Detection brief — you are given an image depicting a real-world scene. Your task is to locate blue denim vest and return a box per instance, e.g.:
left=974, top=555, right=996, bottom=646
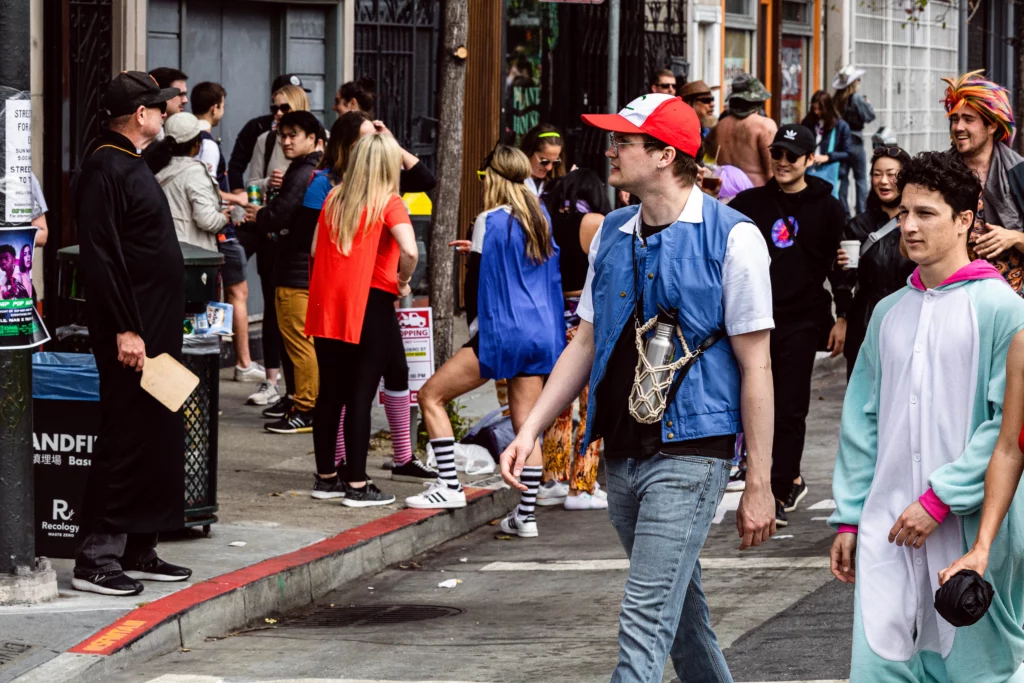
left=582, top=198, right=747, bottom=450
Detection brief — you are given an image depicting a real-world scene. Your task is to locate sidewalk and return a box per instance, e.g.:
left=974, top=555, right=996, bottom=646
left=0, top=375, right=509, bottom=683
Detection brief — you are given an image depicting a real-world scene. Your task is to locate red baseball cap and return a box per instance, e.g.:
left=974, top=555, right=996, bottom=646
left=581, top=94, right=701, bottom=158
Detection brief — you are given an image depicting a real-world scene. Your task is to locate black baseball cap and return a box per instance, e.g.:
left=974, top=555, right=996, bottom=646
left=102, top=71, right=181, bottom=117
left=770, top=124, right=815, bottom=156
left=272, top=74, right=312, bottom=94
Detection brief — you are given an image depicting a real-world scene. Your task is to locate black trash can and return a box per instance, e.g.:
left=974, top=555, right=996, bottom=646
left=54, top=243, right=224, bottom=534
left=32, top=352, right=100, bottom=559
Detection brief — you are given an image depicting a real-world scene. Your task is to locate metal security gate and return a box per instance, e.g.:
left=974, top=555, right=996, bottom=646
left=354, top=0, right=441, bottom=170
left=548, top=0, right=687, bottom=175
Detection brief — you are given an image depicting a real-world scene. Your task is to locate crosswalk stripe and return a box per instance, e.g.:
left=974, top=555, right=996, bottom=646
left=479, top=556, right=830, bottom=572
left=145, top=676, right=847, bottom=683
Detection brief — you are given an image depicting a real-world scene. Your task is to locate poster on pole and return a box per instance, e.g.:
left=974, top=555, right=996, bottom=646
left=380, top=307, right=434, bottom=406
left=4, top=96, right=33, bottom=224
left=0, top=226, right=49, bottom=349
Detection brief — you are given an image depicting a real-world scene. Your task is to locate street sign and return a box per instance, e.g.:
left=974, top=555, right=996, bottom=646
left=380, top=307, right=435, bottom=406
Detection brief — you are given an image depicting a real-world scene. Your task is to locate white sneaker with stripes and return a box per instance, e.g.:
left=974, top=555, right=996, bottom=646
left=404, top=480, right=467, bottom=509
left=499, top=510, right=538, bottom=538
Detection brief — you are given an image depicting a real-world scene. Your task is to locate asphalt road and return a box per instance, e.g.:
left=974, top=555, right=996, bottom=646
left=104, top=373, right=853, bottom=683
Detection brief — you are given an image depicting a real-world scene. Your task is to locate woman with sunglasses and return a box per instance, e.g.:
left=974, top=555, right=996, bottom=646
left=245, top=84, right=310, bottom=197
left=834, top=145, right=915, bottom=378
left=535, top=169, right=611, bottom=510
left=800, top=90, right=852, bottom=200
left=519, top=123, right=566, bottom=197
left=406, top=146, right=564, bottom=538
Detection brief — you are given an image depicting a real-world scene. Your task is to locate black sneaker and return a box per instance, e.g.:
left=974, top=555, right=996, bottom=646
left=391, top=459, right=439, bottom=483
left=775, top=499, right=789, bottom=528
left=312, top=474, right=348, bottom=500
left=265, top=407, right=314, bottom=434
left=124, top=557, right=193, bottom=582
left=342, top=483, right=396, bottom=508
left=782, top=478, right=808, bottom=513
left=71, top=570, right=144, bottom=596
left=262, top=396, right=294, bottom=419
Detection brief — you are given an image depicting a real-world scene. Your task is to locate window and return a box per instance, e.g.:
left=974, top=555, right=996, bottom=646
left=726, top=0, right=751, bottom=15
left=782, top=1, right=808, bottom=24
left=725, top=29, right=754, bottom=83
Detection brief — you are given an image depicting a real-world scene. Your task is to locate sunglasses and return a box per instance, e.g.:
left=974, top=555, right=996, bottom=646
left=770, top=148, right=803, bottom=163
left=654, top=82, right=677, bottom=90
left=270, top=103, right=292, bottom=116
left=695, top=97, right=715, bottom=105
left=874, top=146, right=903, bottom=158
left=536, top=156, right=562, bottom=168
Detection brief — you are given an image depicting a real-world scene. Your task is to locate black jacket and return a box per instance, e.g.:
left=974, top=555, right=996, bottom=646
left=799, top=114, right=853, bottom=166
left=835, top=206, right=915, bottom=365
left=729, top=175, right=848, bottom=322
left=228, top=114, right=274, bottom=191
left=254, top=150, right=322, bottom=289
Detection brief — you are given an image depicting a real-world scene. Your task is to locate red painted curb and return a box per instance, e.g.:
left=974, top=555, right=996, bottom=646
left=69, top=487, right=493, bottom=656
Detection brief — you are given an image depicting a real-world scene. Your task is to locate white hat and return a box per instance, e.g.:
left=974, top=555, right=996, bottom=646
left=164, top=112, right=203, bottom=144
left=832, top=65, right=866, bottom=91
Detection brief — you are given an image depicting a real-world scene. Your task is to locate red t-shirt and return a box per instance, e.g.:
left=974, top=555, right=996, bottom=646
left=305, top=194, right=410, bottom=343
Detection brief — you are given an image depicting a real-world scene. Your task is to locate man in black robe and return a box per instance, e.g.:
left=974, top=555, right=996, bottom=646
left=71, top=71, right=192, bottom=596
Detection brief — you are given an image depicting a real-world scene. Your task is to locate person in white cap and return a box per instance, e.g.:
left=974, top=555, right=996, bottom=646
left=833, top=65, right=876, bottom=216
left=501, top=93, right=776, bottom=682
left=148, top=112, right=228, bottom=252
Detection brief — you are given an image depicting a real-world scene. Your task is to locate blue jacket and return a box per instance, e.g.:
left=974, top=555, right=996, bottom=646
left=476, top=207, right=565, bottom=379
left=582, top=199, right=749, bottom=449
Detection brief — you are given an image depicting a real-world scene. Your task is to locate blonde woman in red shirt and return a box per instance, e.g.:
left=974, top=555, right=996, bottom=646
left=305, top=133, right=418, bottom=507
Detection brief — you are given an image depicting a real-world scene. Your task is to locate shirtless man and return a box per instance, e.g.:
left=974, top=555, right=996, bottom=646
left=714, top=74, right=777, bottom=187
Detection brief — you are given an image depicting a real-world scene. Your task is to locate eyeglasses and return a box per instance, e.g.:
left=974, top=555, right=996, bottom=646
left=608, top=133, right=646, bottom=155
left=653, top=82, right=676, bottom=91
left=769, top=148, right=803, bottom=163
left=270, top=103, right=292, bottom=116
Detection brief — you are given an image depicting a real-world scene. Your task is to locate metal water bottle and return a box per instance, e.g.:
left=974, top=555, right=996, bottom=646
left=632, top=323, right=676, bottom=421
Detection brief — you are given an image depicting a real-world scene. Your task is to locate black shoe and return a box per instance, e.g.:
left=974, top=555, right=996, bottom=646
left=775, top=499, right=789, bottom=528
left=391, top=459, right=438, bottom=483
left=124, top=557, right=193, bottom=582
left=782, top=479, right=808, bottom=513
left=262, top=396, right=294, bottom=419
left=265, top=408, right=314, bottom=434
left=342, top=483, right=396, bottom=508
left=311, top=474, right=348, bottom=500
left=71, top=570, right=144, bottom=596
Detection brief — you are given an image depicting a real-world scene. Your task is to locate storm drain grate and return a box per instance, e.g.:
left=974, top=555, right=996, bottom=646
left=282, top=604, right=462, bottom=628
left=0, top=641, right=34, bottom=667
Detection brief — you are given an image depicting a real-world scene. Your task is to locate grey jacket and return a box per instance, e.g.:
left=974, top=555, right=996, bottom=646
left=155, top=156, right=228, bottom=251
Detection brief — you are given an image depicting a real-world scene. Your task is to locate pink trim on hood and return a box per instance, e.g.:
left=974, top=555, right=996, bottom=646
left=910, top=259, right=1006, bottom=291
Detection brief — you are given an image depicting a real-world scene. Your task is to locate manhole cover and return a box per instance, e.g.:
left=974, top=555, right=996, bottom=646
left=283, top=604, right=462, bottom=628
left=0, top=641, right=34, bottom=667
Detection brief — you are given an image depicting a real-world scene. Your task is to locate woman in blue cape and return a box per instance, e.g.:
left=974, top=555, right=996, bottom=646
left=407, top=145, right=565, bottom=538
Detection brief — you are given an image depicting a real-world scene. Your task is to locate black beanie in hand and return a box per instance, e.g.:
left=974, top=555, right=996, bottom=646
left=934, top=569, right=994, bottom=627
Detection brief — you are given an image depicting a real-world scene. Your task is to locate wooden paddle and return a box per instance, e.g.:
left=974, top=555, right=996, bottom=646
left=141, top=353, right=199, bottom=412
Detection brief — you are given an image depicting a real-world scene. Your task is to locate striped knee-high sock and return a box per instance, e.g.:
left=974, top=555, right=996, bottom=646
left=334, top=406, right=347, bottom=468
left=517, top=466, right=543, bottom=519
left=431, top=438, right=461, bottom=491
left=383, top=389, right=412, bottom=466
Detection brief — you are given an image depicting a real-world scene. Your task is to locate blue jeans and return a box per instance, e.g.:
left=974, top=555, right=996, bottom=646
left=839, top=136, right=869, bottom=217
left=606, top=454, right=733, bottom=683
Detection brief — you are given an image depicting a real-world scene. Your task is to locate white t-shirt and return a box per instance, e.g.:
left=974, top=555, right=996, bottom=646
left=577, top=186, right=774, bottom=337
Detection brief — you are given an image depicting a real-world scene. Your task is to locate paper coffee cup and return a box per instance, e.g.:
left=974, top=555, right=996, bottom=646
left=841, top=240, right=862, bottom=269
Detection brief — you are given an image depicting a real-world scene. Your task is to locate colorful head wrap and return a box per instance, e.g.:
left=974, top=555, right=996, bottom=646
left=942, top=70, right=1016, bottom=146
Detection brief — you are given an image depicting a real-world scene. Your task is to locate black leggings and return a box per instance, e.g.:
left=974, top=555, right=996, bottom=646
left=313, top=288, right=404, bottom=481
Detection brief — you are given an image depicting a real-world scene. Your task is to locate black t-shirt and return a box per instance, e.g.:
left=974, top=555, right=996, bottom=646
left=593, top=219, right=735, bottom=460
left=550, top=210, right=590, bottom=292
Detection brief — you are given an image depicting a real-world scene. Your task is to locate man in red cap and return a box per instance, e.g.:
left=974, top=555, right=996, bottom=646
left=501, top=93, right=776, bottom=681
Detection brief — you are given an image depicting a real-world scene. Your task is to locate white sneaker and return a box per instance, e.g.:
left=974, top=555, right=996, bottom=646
left=593, top=482, right=608, bottom=500
left=500, top=510, right=538, bottom=538
left=246, top=380, right=280, bottom=406
left=536, top=479, right=569, bottom=507
left=564, top=490, right=609, bottom=510
left=405, top=480, right=467, bottom=509
left=234, top=362, right=267, bottom=382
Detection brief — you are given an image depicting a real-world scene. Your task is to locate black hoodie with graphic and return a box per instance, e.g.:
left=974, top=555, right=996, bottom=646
left=729, top=175, right=848, bottom=323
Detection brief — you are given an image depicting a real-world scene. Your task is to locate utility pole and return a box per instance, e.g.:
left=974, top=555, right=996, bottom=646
left=0, top=0, right=57, bottom=605
left=606, top=0, right=620, bottom=207
left=428, top=0, right=468, bottom=366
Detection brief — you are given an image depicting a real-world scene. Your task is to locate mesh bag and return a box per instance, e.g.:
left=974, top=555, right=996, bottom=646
left=627, top=315, right=699, bottom=424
